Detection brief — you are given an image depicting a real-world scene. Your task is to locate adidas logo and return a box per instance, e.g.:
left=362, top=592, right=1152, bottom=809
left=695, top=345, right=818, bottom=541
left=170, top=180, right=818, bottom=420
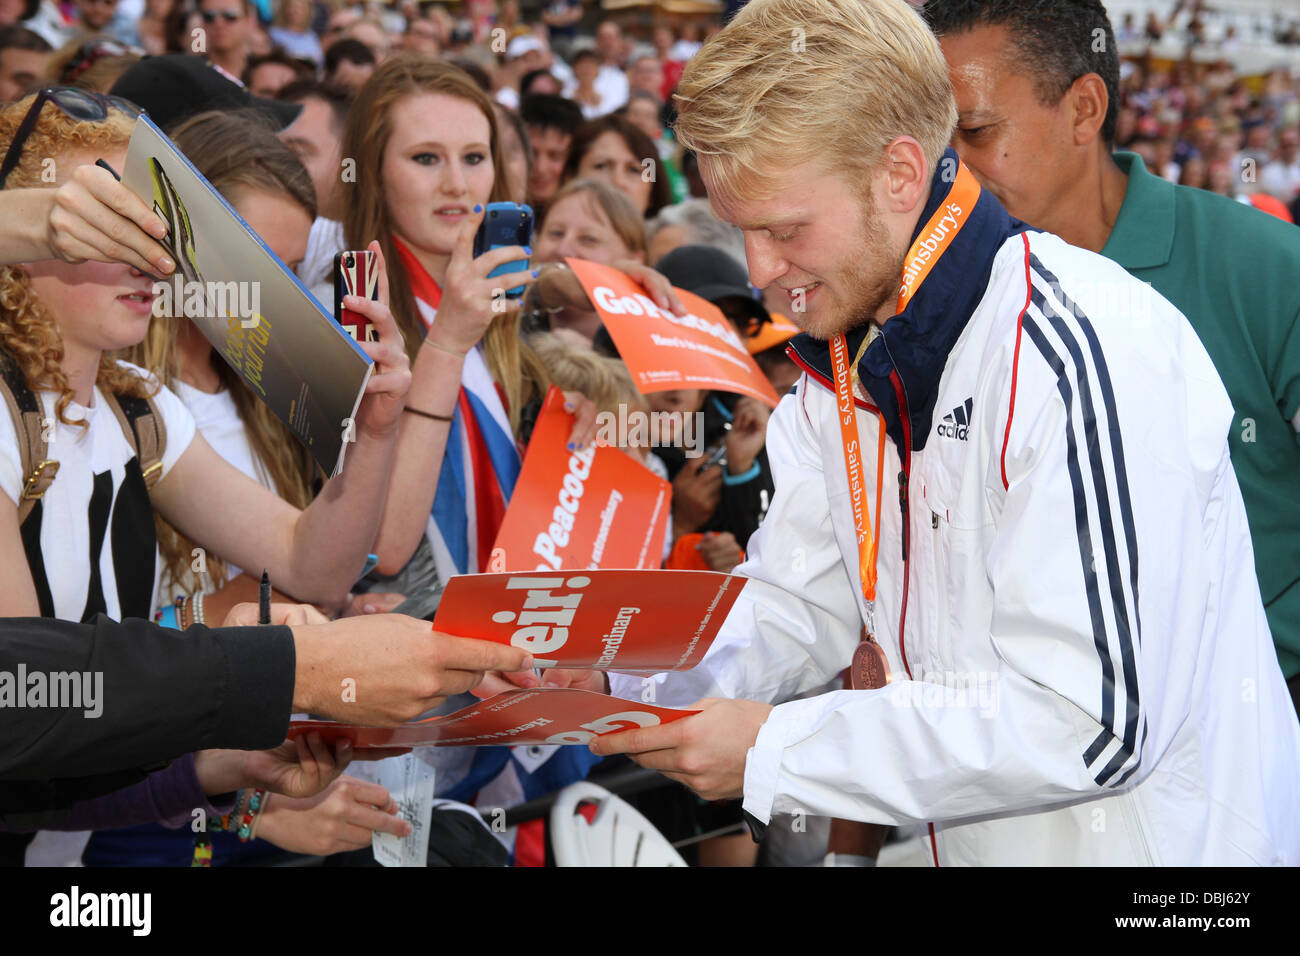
left=935, top=397, right=973, bottom=441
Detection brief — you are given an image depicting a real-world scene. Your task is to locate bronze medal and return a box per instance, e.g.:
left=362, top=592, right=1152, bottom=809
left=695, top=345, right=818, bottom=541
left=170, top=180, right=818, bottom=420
left=850, top=627, right=890, bottom=690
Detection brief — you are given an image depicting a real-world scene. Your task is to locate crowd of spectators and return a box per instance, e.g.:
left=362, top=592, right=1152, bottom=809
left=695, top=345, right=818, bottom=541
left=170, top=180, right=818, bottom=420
left=1098, top=2, right=1300, bottom=220
left=0, top=0, right=801, bottom=868
left=0, top=0, right=1295, bottom=869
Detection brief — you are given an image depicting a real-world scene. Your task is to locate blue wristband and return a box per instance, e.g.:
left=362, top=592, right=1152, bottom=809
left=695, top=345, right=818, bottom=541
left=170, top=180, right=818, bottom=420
left=722, top=461, right=761, bottom=485
left=157, top=604, right=179, bottom=629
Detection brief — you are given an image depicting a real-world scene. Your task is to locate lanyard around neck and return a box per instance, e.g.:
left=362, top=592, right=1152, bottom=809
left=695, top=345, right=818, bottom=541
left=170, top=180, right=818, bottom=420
left=831, top=160, right=981, bottom=607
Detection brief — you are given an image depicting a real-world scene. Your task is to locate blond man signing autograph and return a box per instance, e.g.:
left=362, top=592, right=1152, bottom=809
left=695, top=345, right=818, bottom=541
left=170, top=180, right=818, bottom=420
left=500, top=0, right=1300, bottom=865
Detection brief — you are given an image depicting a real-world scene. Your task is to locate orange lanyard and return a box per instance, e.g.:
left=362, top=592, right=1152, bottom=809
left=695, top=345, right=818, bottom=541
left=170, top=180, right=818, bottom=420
left=831, top=335, right=887, bottom=602
left=832, top=161, right=982, bottom=613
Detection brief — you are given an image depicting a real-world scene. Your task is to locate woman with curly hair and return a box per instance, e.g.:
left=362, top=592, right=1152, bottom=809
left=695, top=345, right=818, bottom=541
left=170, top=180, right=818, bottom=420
left=0, top=92, right=415, bottom=866
left=0, top=90, right=409, bottom=627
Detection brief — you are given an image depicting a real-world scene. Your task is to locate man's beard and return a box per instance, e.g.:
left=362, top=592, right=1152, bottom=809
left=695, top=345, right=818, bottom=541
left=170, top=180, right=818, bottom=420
left=798, top=198, right=906, bottom=341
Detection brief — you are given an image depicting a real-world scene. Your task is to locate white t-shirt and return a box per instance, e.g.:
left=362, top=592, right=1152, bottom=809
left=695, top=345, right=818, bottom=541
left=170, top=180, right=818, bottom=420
left=0, top=361, right=196, bottom=623
left=160, top=380, right=280, bottom=601
left=172, top=381, right=278, bottom=496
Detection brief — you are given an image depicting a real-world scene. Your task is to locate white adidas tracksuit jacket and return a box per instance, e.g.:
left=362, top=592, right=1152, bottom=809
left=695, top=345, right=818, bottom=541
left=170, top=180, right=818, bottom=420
left=610, top=181, right=1300, bottom=865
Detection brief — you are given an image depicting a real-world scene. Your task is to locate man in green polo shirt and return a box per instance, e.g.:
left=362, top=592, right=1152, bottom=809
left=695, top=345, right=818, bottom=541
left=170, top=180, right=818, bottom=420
left=924, top=0, right=1300, bottom=711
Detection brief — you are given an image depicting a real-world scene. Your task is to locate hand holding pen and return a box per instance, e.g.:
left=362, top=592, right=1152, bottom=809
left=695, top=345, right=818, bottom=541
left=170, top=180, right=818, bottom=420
left=49, top=158, right=174, bottom=274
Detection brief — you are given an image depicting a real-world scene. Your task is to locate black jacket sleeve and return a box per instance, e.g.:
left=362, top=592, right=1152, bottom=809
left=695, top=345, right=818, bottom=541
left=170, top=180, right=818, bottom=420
left=0, top=614, right=295, bottom=823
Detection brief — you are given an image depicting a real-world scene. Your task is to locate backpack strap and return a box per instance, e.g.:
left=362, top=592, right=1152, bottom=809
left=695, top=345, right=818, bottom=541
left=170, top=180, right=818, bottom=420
left=0, top=350, right=58, bottom=526
left=108, top=390, right=167, bottom=490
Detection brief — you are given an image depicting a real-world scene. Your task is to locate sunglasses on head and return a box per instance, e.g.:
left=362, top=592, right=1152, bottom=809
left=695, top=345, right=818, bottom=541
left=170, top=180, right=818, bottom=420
left=202, top=9, right=243, bottom=21
left=0, top=87, right=144, bottom=191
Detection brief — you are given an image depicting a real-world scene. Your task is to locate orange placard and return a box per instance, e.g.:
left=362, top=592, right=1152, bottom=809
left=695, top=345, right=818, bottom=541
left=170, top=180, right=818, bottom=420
left=290, top=688, right=698, bottom=749
left=488, top=387, right=670, bottom=573
left=431, top=568, right=747, bottom=671
left=567, top=257, right=781, bottom=408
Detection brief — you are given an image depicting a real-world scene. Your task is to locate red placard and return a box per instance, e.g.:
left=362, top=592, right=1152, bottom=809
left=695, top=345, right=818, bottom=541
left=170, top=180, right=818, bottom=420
left=488, top=387, right=670, bottom=573
left=431, top=568, right=746, bottom=671
left=567, top=257, right=781, bottom=408
left=290, top=688, right=697, bottom=748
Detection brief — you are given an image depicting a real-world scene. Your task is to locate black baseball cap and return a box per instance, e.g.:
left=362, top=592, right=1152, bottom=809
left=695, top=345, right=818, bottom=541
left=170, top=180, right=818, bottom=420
left=654, top=244, right=769, bottom=327
left=109, top=55, right=302, bottom=132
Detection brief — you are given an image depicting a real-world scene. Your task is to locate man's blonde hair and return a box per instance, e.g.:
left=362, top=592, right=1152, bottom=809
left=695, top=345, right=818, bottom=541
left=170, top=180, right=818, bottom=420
left=674, top=0, right=958, bottom=200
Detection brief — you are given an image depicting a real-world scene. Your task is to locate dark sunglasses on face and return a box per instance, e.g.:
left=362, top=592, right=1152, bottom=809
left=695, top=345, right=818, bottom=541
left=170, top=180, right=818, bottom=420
left=0, top=87, right=144, bottom=191
left=202, top=9, right=242, bottom=21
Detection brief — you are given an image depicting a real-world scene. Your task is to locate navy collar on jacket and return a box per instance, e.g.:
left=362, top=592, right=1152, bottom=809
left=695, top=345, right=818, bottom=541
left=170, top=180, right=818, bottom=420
left=789, top=148, right=1029, bottom=456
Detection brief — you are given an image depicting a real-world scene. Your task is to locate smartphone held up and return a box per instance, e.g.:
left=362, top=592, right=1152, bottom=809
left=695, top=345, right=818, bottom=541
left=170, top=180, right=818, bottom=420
left=334, top=249, right=379, bottom=342
left=474, top=202, right=533, bottom=298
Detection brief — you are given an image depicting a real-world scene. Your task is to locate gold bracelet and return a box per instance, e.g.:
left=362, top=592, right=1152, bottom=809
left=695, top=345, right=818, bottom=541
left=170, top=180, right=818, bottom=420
left=421, top=338, right=467, bottom=358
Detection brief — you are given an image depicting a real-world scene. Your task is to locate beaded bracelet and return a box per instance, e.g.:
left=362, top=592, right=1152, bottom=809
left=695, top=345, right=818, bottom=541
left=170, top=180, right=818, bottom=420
left=191, top=788, right=244, bottom=866
left=212, top=789, right=246, bottom=832
left=237, top=788, right=269, bottom=842
left=191, top=590, right=206, bottom=626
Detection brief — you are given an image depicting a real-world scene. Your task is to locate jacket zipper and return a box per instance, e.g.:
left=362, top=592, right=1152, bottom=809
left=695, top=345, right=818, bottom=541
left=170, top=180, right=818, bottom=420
left=889, top=370, right=940, bottom=867
left=889, top=370, right=913, bottom=679
left=932, top=510, right=952, bottom=671
left=791, top=349, right=940, bottom=865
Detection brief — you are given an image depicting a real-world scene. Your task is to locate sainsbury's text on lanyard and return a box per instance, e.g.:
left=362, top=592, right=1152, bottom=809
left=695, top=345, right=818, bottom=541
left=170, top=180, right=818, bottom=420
left=833, top=161, right=982, bottom=689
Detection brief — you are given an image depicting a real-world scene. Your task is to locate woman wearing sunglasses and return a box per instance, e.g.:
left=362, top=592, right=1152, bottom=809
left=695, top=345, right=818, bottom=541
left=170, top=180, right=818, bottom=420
left=0, top=90, right=410, bottom=668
